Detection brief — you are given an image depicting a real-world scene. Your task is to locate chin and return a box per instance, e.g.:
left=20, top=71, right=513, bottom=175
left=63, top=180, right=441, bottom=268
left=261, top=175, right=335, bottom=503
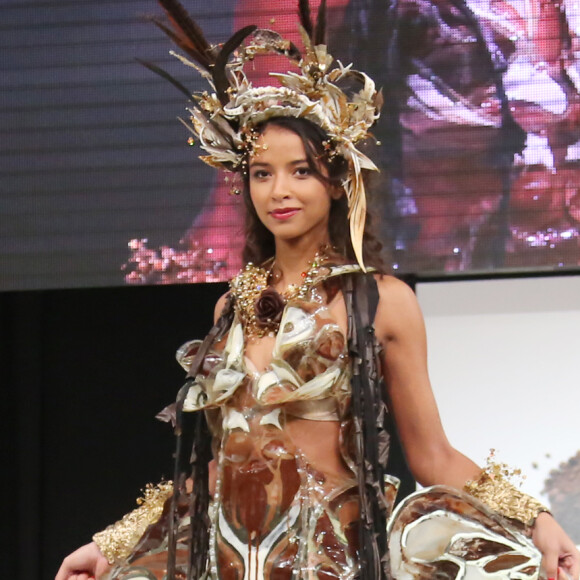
left=269, top=223, right=331, bottom=243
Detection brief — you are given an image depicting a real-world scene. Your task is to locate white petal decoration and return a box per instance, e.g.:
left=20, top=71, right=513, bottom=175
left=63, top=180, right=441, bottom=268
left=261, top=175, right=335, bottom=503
left=222, top=408, right=250, bottom=432
left=225, top=319, right=245, bottom=369
left=212, top=368, right=245, bottom=403
left=275, top=306, right=317, bottom=354
left=255, top=370, right=281, bottom=400
left=281, top=367, right=342, bottom=401
left=259, top=408, right=283, bottom=430
left=183, top=383, right=207, bottom=412
left=267, top=362, right=300, bottom=388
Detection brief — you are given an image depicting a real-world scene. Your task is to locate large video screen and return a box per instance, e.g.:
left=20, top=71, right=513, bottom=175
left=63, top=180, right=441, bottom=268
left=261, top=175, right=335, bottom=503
left=2, top=0, right=580, bottom=290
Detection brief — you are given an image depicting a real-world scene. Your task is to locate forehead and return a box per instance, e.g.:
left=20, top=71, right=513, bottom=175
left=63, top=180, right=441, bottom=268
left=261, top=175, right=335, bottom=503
left=251, top=124, right=307, bottom=161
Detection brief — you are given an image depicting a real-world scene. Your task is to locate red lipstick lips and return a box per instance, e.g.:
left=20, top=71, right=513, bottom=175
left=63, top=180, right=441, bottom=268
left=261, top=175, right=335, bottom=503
left=270, top=208, right=300, bottom=220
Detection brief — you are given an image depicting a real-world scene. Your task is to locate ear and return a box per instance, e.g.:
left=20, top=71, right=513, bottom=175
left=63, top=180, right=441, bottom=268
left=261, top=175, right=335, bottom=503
left=329, top=184, right=345, bottom=200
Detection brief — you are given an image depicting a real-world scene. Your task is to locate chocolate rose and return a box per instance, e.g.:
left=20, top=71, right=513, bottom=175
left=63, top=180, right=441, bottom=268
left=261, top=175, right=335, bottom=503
left=254, top=287, right=286, bottom=327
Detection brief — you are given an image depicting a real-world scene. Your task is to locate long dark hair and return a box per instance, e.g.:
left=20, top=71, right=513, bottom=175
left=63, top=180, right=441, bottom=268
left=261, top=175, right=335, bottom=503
left=240, top=116, right=388, bottom=272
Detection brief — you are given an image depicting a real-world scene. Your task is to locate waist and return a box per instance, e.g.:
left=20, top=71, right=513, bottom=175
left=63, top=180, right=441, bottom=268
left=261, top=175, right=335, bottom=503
left=284, top=397, right=340, bottom=421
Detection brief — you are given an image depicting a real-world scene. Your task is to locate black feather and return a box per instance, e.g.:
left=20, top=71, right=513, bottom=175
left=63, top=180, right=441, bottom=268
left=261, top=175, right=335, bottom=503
left=213, top=25, right=257, bottom=105
left=137, top=58, right=194, bottom=100
left=281, top=40, right=303, bottom=61
left=157, top=0, right=213, bottom=68
left=314, top=0, right=327, bottom=45
left=298, top=0, right=314, bottom=39
left=151, top=16, right=212, bottom=69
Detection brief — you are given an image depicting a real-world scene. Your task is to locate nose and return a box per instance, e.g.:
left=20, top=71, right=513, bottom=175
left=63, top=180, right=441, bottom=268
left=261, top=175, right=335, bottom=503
left=271, top=172, right=290, bottom=201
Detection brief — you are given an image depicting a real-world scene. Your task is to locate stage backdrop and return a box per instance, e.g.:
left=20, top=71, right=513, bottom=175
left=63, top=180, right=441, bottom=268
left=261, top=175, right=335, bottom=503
left=2, top=0, right=580, bottom=291
left=416, top=274, right=580, bottom=546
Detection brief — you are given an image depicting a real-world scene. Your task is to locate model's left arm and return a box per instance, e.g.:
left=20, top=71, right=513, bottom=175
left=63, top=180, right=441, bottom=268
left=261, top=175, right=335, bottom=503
left=373, top=275, right=579, bottom=580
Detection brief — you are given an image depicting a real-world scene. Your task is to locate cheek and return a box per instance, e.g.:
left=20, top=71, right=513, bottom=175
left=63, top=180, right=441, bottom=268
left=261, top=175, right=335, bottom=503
left=318, top=189, right=334, bottom=214
left=248, top=186, right=265, bottom=216
left=248, top=188, right=272, bottom=230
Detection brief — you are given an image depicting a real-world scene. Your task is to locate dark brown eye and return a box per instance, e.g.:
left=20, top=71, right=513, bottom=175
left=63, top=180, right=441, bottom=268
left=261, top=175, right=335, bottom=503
left=251, top=169, right=269, bottom=179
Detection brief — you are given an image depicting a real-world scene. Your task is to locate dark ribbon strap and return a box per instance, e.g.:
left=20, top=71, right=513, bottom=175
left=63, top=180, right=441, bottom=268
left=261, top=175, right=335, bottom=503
left=167, top=295, right=235, bottom=580
left=344, top=273, right=391, bottom=579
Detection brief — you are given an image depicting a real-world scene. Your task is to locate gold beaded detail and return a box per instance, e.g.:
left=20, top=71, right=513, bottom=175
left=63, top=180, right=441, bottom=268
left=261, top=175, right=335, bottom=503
left=464, top=454, right=549, bottom=528
left=229, top=263, right=271, bottom=338
left=93, top=481, right=173, bottom=565
left=229, top=252, right=331, bottom=338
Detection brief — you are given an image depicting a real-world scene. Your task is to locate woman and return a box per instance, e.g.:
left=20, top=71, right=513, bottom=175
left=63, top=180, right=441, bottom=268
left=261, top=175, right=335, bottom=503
left=57, top=1, right=579, bottom=578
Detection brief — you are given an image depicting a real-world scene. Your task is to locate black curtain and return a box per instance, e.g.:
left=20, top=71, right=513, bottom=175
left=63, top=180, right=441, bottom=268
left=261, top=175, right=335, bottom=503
left=1, top=282, right=226, bottom=579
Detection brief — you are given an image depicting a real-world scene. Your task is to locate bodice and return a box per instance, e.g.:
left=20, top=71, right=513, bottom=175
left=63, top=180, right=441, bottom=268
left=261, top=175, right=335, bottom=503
left=178, top=299, right=351, bottom=421
left=175, top=264, right=362, bottom=579
left=176, top=264, right=365, bottom=420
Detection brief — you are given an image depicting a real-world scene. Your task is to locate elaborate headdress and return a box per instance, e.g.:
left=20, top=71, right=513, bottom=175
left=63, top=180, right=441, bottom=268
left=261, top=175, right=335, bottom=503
left=147, top=0, right=383, bottom=269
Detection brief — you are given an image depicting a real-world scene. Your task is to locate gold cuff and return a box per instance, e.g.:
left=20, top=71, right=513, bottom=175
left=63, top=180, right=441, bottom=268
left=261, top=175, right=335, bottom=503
left=464, top=456, right=548, bottom=528
left=93, top=481, right=173, bottom=565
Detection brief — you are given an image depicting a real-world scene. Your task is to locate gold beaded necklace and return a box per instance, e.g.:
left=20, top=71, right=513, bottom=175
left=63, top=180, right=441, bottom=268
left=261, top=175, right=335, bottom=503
left=229, top=250, right=332, bottom=338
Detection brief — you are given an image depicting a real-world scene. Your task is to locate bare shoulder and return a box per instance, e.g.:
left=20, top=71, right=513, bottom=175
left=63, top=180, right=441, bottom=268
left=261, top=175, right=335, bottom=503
left=374, top=273, right=415, bottom=297
left=214, top=291, right=231, bottom=323
left=374, top=274, right=421, bottom=314
left=373, top=274, right=426, bottom=342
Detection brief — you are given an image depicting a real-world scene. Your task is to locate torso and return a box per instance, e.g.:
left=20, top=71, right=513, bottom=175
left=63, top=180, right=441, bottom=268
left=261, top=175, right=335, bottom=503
left=244, top=286, right=351, bottom=485
left=179, top=265, right=362, bottom=579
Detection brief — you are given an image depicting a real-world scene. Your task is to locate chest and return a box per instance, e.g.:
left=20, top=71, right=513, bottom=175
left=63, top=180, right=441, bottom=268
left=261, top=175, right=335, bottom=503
left=243, top=291, right=349, bottom=374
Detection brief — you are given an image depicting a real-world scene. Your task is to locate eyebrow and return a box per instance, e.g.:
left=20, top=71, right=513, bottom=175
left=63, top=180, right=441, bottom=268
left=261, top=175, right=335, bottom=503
left=249, top=158, right=309, bottom=168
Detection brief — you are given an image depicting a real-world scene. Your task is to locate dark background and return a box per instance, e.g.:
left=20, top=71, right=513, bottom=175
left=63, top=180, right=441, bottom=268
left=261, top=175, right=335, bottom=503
left=1, top=282, right=224, bottom=578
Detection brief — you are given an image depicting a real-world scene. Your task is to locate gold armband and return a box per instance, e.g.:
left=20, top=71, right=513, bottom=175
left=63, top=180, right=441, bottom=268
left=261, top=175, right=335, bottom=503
left=93, top=481, right=173, bottom=565
left=464, top=455, right=548, bottom=528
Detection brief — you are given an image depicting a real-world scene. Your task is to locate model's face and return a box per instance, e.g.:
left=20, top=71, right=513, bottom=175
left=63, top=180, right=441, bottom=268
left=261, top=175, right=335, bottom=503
left=248, top=124, right=341, bottom=245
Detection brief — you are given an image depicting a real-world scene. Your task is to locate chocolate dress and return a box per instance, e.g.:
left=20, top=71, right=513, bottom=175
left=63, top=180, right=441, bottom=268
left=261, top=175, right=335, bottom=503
left=177, top=265, right=361, bottom=578
left=99, top=265, right=545, bottom=580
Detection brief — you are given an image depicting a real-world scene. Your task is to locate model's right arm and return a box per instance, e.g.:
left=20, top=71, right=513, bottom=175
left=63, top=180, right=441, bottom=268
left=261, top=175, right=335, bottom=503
left=55, top=542, right=109, bottom=580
